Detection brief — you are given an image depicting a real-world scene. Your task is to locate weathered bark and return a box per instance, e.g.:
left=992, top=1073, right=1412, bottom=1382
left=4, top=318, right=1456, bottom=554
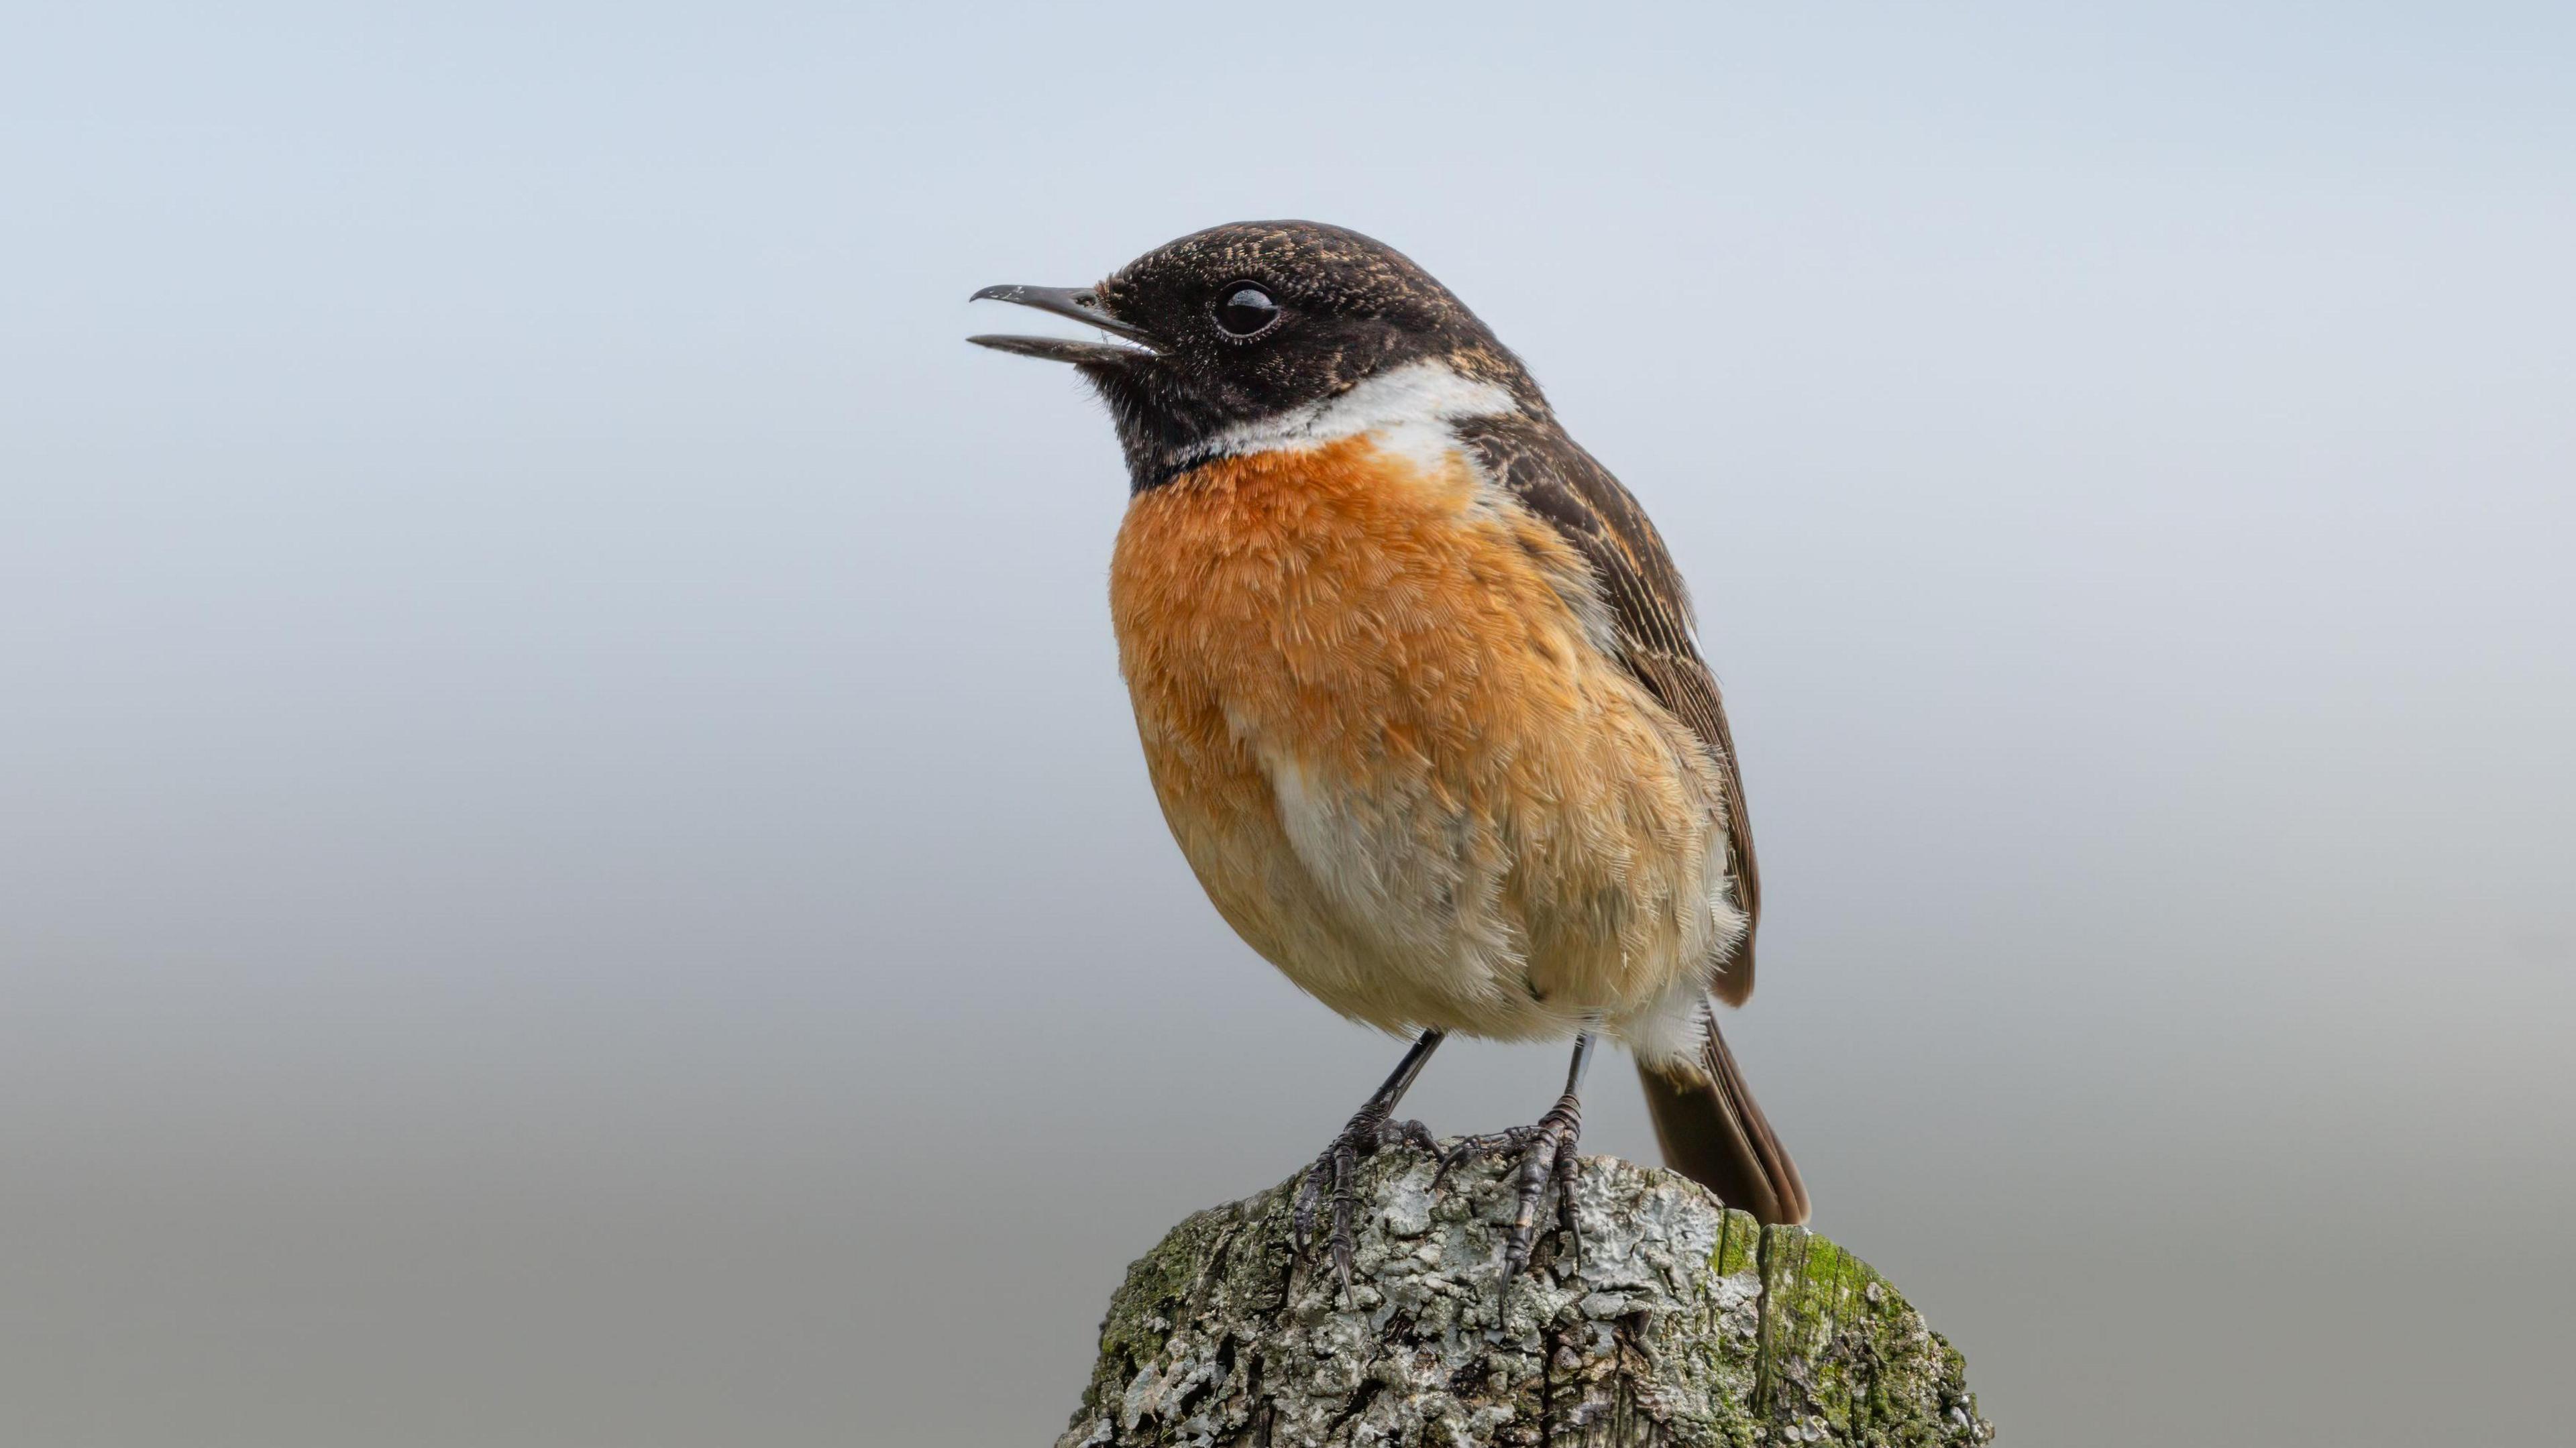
left=1057, top=1151, right=1992, bottom=1448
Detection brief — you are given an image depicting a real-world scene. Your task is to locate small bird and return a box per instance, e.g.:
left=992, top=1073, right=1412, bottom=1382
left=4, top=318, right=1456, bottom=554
left=969, top=221, right=1808, bottom=1287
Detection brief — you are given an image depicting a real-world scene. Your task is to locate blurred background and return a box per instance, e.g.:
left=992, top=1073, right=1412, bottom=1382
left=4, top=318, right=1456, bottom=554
left=4, top=3, right=2571, bottom=1445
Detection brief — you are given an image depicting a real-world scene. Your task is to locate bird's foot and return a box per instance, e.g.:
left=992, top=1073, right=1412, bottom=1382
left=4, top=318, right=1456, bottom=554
left=1291, top=1099, right=1436, bottom=1298
left=1434, top=1091, right=1584, bottom=1288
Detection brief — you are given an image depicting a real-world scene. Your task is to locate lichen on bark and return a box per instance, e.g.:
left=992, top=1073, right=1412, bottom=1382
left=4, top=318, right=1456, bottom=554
left=1057, top=1150, right=1992, bottom=1448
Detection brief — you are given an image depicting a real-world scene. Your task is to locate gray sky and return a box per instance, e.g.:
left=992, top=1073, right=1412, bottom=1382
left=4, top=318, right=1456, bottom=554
left=3, top=3, right=2571, bottom=1445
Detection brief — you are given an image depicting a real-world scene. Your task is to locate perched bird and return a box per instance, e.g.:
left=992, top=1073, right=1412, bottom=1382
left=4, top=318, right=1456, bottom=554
left=969, top=221, right=1808, bottom=1287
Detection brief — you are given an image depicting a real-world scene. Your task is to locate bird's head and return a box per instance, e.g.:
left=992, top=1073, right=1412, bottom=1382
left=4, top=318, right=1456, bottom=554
left=970, top=221, right=1542, bottom=489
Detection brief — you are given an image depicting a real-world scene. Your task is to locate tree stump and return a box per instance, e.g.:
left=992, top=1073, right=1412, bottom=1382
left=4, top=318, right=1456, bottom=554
left=1055, top=1150, right=1992, bottom=1448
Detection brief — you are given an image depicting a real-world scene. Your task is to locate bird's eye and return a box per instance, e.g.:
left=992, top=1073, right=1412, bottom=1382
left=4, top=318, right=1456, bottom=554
left=1212, top=283, right=1281, bottom=339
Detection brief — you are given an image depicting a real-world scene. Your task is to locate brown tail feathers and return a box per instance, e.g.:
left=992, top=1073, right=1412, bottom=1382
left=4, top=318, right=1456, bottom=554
left=1637, top=1001, right=1810, bottom=1225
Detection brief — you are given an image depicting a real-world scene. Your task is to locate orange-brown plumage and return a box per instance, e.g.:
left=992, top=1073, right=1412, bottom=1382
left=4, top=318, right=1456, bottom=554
left=1110, top=434, right=1742, bottom=1052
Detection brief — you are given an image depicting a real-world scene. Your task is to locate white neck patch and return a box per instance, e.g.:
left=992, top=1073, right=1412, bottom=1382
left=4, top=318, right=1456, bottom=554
left=1187, top=360, right=1520, bottom=471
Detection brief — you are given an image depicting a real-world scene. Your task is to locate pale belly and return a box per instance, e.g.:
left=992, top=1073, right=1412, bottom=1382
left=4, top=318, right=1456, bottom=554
left=1109, top=435, right=1742, bottom=1058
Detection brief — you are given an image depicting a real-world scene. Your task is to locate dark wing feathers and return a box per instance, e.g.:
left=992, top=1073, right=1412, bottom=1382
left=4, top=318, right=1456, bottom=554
left=1456, top=414, right=1761, bottom=1003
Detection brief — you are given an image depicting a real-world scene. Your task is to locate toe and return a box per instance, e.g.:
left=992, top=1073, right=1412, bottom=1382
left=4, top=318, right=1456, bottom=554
left=1292, top=1164, right=1325, bottom=1250
left=1383, top=1117, right=1436, bottom=1155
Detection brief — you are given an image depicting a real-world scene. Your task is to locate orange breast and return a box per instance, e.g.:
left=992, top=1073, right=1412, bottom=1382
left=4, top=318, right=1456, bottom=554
left=1108, top=435, right=1738, bottom=1044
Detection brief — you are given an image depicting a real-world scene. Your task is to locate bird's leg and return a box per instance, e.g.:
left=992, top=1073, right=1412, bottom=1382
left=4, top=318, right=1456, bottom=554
left=1293, top=1029, right=1445, bottom=1295
left=1436, top=1032, right=1595, bottom=1286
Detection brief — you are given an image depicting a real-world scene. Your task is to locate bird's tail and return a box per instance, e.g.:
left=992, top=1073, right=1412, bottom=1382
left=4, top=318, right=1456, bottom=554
left=1636, top=1001, right=1810, bottom=1225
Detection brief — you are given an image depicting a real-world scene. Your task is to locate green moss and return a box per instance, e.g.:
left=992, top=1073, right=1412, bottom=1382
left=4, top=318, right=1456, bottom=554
left=1709, top=1207, right=1764, bottom=1278
left=1076, top=1197, right=1256, bottom=1427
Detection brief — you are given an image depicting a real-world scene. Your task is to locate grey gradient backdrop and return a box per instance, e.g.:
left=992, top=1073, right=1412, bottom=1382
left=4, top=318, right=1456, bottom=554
left=4, top=3, right=2571, bottom=1445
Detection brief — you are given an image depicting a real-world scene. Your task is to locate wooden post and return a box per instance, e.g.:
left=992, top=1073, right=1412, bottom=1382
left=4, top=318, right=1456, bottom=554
left=1055, top=1152, right=1992, bottom=1448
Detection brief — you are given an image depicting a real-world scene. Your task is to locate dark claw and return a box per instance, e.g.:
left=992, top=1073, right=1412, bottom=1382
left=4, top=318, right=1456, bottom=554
left=1554, top=1133, right=1583, bottom=1268
left=1293, top=1102, right=1435, bottom=1300
left=1433, top=1091, right=1585, bottom=1295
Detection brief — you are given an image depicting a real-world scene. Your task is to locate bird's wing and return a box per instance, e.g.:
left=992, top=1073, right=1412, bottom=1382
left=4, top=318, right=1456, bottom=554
left=1455, top=412, right=1762, bottom=1003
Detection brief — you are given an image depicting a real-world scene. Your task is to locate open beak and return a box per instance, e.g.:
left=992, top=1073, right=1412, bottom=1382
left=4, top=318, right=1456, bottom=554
left=966, top=284, right=1157, bottom=366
